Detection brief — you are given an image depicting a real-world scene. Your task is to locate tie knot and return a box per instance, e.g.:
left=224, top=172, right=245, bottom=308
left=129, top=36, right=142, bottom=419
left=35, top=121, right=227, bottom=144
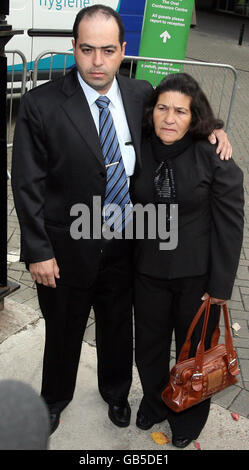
left=95, top=96, right=110, bottom=109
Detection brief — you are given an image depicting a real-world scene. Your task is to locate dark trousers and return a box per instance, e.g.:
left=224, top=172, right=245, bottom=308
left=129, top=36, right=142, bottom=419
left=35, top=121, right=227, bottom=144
left=134, top=272, right=220, bottom=440
left=37, top=239, right=133, bottom=412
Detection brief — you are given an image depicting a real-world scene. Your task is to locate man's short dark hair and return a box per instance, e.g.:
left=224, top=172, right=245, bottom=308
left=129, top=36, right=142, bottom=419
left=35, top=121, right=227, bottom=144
left=73, top=4, right=125, bottom=46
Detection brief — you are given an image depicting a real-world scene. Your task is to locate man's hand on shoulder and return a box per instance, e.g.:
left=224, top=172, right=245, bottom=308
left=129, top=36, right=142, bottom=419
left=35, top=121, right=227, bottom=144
left=208, top=128, right=232, bottom=161
left=29, top=258, right=60, bottom=288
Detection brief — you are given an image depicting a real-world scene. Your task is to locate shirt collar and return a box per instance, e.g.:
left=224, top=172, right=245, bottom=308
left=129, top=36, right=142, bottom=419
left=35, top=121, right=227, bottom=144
left=77, top=71, right=120, bottom=108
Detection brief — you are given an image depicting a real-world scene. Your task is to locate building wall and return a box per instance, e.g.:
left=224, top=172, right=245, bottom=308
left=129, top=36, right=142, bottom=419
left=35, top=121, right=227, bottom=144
left=196, top=0, right=217, bottom=10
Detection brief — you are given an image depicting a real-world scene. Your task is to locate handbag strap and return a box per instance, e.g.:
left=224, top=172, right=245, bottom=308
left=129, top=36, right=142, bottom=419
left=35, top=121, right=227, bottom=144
left=178, top=298, right=211, bottom=362
left=177, top=297, right=239, bottom=389
left=222, top=302, right=238, bottom=373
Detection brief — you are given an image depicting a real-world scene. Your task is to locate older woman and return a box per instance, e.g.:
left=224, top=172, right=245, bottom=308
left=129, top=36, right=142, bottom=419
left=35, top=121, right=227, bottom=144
left=131, top=73, right=244, bottom=448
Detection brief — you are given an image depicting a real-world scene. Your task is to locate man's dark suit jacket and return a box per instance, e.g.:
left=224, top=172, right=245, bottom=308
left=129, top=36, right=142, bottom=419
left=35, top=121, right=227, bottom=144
left=131, top=138, right=244, bottom=300
left=11, top=68, right=152, bottom=288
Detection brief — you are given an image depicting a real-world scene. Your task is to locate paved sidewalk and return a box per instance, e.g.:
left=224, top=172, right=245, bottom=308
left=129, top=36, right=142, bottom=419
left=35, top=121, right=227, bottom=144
left=1, top=10, right=248, bottom=451
left=0, top=318, right=248, bottom=451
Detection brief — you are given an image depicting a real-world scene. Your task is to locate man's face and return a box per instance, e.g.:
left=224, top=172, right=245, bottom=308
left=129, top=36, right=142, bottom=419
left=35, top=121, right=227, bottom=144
left=72, top=14, right=126, bottom=94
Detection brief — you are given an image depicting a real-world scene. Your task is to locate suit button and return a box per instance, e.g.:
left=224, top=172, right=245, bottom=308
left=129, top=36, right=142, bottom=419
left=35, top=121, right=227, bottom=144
left=100, top=172, right=105, bottom=178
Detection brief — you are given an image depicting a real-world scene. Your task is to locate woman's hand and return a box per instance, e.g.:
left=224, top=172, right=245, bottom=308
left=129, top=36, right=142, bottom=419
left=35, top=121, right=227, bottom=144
left=201, top=292, right=226, bottom=305
left=208, top=129, right=232, bottom=160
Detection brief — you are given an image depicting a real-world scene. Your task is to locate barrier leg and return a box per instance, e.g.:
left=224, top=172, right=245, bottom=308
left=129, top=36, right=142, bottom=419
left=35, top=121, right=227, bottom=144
left=0, top=5, right=22, bottom=308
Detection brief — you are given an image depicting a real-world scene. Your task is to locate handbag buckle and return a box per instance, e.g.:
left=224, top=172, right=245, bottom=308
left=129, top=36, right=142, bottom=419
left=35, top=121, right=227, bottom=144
left=228, top=358, right=236, bottom=369
left=173, top=373, right=179, bottom=384
left=192, top=372, right=203, bottom=379
left=191, top=372, right=203, bottom=391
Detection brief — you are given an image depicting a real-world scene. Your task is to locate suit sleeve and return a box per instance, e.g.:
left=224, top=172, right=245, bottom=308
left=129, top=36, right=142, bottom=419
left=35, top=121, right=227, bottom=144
left=207, top=153, right=244, bottom=299
left=11, top=93, right=54, bottom=264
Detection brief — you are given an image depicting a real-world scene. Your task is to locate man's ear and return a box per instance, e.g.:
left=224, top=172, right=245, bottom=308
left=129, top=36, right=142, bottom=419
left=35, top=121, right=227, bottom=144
left=121, top=41, right=127, bottom=59
left=72, top=39, right=76, bottom=53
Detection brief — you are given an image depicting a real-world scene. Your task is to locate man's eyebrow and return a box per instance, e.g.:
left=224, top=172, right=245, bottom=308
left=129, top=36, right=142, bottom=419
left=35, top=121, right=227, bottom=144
left=79, top=43, right=117, bottom=50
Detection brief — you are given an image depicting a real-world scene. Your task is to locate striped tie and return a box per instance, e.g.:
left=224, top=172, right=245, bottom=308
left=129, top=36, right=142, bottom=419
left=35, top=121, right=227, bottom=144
left=96, top=96, right=132, bottom=232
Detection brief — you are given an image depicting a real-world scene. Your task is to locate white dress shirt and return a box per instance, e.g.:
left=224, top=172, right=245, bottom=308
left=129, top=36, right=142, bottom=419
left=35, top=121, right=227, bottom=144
left=77, top=71, right=136, bottom=185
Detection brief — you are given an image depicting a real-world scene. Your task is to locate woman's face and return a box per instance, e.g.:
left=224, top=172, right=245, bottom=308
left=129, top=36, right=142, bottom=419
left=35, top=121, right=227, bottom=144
left=153, top=90, right=192, bottom=145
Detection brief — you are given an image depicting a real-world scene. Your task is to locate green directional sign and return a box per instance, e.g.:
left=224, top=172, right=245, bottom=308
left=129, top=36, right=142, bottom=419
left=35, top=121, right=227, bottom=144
left=136, top=0, right=195, bottom=85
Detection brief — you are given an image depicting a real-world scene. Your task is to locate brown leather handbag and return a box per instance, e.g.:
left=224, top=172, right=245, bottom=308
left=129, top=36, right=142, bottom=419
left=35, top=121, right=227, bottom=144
left=161, top=297, right=240, bottom=413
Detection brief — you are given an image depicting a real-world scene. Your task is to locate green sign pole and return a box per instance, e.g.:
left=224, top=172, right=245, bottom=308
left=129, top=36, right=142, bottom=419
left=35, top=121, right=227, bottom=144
left=136, top=0, right=194, bottom=85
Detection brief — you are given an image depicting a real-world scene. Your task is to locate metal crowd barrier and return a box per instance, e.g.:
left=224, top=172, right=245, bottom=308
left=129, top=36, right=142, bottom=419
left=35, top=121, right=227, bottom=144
left=124, top=56, right=238, bottom=132
left=6, top=50, right=237, bottom=162
left=32, top=51, right=238, bottom=131
left=32, top=50, right=74, bottom=87
left=6, top=50, right=27, bottom=179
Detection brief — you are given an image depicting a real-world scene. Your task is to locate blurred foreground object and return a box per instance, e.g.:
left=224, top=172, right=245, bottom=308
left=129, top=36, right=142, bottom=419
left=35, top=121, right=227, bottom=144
left=0, top=380, right=50, bottom=450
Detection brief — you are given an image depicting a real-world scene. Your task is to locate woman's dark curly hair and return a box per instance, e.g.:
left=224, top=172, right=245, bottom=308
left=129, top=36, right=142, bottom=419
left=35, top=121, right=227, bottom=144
left=143, top=73, right=224, bottom=139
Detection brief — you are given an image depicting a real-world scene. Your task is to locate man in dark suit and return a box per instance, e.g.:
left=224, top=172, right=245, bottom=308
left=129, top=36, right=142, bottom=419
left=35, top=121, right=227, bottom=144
left=11, top=5, right=231, bottom=435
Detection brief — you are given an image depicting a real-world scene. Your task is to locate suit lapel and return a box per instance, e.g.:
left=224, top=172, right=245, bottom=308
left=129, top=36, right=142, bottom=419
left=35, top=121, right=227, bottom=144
left=61, top=70, right=106, bottom=170
left=60, top=70, right=143, bottom=171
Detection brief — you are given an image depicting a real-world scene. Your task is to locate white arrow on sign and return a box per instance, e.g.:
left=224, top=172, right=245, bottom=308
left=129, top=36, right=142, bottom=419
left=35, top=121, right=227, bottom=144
left=160, top=30, right=171, bottom=43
